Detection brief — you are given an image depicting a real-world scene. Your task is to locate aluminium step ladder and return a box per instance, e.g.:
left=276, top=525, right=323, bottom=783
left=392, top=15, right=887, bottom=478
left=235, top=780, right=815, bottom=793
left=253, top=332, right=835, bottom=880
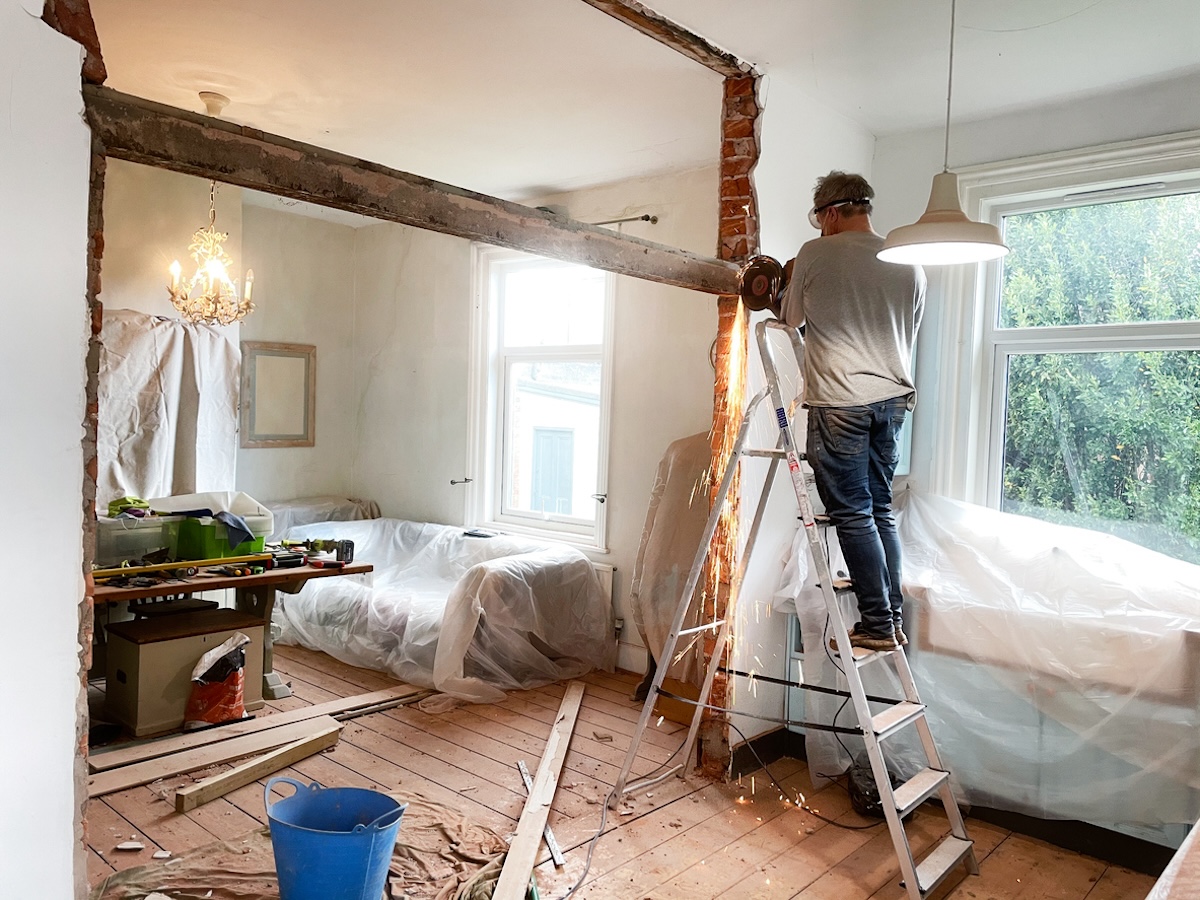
left=610, top=318, right=978, bottom=899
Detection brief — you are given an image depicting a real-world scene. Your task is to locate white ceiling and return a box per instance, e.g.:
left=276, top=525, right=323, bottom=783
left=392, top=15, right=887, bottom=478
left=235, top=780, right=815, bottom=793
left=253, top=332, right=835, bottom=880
left=91, top=0, right=1200, bottom=202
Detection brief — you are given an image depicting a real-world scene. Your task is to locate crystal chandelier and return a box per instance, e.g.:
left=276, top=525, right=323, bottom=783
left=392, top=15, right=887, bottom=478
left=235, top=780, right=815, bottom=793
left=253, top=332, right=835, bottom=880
left=167, top=178, right=254, bottom=325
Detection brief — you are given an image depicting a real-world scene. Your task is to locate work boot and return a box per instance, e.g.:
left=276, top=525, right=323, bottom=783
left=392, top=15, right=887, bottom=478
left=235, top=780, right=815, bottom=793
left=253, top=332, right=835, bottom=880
left=894, top=624, right=908, bottom=647
left=829, top=623, right=899, bottom=654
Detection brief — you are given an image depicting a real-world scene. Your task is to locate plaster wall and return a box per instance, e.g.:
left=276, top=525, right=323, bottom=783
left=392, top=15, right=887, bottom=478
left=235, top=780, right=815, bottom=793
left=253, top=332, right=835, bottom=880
left=872, top=70, right=1200, bottom=494
left=0, top=3, right=92, bottom=896
left=350, top=222, right=474, bottom=525
left=733, top=73, right=877, bottom=739
left=100, top=159, right=244, bottom=319
left=532, top=166, right=720, bottom=672
left=238, top=205, right=358, bottom=501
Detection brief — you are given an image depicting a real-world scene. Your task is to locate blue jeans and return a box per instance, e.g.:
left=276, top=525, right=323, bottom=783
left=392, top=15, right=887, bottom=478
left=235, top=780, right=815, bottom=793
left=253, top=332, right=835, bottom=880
left=806, top=398, right=908, bottom=638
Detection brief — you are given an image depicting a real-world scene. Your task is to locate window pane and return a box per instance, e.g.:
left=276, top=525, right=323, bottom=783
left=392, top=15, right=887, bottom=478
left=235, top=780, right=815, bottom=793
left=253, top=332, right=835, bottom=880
left=1000, top=350, right=1200, bottom=564
left=502, top=263, right=605, bottom=346
left=505, top=361, right=600, bottom=519
left=999, top=192, right=1200, bottom=328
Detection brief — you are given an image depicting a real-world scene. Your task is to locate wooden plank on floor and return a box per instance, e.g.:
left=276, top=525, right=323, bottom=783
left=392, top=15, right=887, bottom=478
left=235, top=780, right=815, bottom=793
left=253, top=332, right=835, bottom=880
left=89, top=684, right=423, bottom=771
left=1086, top=864, right=1156, bottom=900
left=174, top=723, right=342, bottom=812
left=89, top=716, right=342, bottom=797
left=494, top=681, right=586, bottom=900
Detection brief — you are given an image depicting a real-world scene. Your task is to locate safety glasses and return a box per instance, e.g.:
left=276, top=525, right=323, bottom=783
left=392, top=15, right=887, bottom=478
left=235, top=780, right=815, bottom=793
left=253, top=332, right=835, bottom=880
left=808, top=198, right=866, bottom=229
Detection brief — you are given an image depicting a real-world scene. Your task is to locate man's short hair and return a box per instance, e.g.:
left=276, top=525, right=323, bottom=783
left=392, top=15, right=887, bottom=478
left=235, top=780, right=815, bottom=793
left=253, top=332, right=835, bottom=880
left=813, top=171, right=874, bottom=217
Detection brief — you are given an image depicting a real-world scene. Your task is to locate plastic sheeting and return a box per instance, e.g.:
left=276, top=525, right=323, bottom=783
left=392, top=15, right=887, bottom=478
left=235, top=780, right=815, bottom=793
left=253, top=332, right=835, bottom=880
left=147, top=490, right=274, bottom=539
left=273, top=519, right=616, bottom=703
left=794, top=490, right=1200, bottom=829
left=628, top=432, right=712, bottom=685
left=97, top=309, right=239, bottom=507
left=264, top=496, right=382, bottom=540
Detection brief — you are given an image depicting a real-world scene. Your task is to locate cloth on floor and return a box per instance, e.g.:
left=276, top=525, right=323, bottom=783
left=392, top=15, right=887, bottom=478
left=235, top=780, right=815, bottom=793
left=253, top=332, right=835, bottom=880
left=88, top=791, right=509, bottom=900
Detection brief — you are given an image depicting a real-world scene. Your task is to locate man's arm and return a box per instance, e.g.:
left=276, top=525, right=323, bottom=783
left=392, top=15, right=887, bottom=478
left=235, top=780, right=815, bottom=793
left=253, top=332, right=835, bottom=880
left=779, top=253, right=807, bottom=327
left=772, top=257, right=796, bottom=319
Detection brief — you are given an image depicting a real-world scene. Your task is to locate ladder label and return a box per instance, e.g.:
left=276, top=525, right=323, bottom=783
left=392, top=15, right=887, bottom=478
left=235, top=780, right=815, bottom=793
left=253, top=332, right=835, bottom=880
left=775, top=408, right=792, bottom=449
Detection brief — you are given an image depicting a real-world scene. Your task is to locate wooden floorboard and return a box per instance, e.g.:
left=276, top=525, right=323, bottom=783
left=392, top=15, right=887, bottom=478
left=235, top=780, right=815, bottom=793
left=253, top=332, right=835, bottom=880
left=84, top=645, right=1158, bottom=899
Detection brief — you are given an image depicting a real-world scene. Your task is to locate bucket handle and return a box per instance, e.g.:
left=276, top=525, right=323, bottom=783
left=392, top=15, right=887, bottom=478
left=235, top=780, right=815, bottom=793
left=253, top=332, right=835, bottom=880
left=354, top=801, right=407, bottom=834
left=264, top=776, right=322, bottom=812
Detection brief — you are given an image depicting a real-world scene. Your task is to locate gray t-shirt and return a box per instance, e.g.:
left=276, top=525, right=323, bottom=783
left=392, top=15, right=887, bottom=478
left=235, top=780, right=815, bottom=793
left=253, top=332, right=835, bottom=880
left=780, top=231, right=926, bottom=408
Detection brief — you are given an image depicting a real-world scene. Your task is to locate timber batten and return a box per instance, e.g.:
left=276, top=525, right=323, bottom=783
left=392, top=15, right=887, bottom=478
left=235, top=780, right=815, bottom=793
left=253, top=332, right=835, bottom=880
left=82, top=85, right=738, bottom=296
left=578, top=0, right=750, bottom=77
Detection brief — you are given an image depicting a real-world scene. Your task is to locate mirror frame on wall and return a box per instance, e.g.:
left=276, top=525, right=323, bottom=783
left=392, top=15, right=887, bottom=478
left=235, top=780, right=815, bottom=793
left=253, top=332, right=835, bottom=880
left=239, top=341, right=317, bottom=448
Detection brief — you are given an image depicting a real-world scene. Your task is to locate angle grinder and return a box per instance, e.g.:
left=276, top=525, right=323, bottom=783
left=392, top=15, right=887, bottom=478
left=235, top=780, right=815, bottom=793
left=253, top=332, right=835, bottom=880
left=736, top=255, right=785, bottom=314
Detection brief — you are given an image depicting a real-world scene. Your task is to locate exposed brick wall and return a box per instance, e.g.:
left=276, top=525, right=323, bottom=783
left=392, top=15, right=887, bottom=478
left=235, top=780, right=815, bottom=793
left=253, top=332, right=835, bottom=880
left=41, top=0, right=106, bottom=84
left=75, top=144, right=105, bottom=900
left=700, top=72, right=762, bottom=775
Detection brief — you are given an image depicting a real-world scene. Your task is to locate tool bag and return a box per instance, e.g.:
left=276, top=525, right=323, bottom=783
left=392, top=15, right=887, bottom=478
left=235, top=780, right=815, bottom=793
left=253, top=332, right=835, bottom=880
left=184, top=632, right=251, bottom=730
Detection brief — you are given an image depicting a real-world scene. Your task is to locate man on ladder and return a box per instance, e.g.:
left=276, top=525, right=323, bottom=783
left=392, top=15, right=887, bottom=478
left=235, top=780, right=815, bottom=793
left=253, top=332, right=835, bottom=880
left=612, top=170, right=976, bottom=900
left=778, top=170, right=926, bottom=653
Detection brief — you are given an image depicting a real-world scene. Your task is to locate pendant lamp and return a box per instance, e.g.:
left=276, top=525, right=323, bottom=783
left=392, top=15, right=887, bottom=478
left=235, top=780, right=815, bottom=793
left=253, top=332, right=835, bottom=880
left=878, top=0, right=1008, bottom=266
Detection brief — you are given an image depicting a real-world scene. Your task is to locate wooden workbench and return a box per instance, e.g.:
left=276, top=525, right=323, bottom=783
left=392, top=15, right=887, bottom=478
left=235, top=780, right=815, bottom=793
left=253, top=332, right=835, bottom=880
left=94, top=562, right=373, bottom=700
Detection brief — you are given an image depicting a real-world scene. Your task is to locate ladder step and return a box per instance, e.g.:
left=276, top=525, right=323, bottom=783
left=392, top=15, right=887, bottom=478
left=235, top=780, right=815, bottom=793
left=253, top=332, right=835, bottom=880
left=915, top=835, right=974, bottom=895
left=872, top=701, right=925, bottom=740
left=678, top=620, right=725, bottom=636
left=893, top=767, right=949, bottom=818
left=849, top=646, right=900, bottom=667
left=744, top=448, right=788, bottom=459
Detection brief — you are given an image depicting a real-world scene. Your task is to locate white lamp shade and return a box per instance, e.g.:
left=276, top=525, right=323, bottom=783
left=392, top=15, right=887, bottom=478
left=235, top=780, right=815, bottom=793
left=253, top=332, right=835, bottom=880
left=878, top=172, right=1009, bottom=265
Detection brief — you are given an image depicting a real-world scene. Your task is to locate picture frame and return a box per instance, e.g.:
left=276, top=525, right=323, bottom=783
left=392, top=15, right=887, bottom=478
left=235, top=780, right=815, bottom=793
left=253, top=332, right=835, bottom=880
left=240, top=341, right=316, bottom=448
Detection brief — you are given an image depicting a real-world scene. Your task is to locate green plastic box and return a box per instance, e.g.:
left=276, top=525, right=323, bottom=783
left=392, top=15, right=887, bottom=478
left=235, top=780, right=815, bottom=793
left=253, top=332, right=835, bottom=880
left=176, top=519, right=267, bottom=561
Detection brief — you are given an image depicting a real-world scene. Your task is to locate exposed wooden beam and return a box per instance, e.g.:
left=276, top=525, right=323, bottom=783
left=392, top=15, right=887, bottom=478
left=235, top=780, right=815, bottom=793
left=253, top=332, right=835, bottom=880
left=579, top=0, right=750, bottom=77
left=82, top=86, right=739, bottom=296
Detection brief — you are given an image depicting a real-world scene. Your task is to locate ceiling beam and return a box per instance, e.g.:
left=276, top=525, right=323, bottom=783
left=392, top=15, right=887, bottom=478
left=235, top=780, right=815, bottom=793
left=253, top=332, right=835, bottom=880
left=82, top=86, right=739, bottom=296
left=578, top=0, right=750, bottom=77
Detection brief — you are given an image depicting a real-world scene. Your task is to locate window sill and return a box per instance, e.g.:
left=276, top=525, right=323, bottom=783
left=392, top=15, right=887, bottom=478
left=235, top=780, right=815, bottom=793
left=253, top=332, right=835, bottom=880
left=475, top=519, right=608, bottom=555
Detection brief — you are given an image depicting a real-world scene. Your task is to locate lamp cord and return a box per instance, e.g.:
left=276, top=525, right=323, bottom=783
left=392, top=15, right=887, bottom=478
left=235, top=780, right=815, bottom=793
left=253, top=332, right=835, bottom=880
left=943, top=0, right=957, bottom=173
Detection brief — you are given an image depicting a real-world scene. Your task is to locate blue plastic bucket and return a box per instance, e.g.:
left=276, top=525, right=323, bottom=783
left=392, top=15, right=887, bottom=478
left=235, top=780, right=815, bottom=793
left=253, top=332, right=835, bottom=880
left=264, top=777, right=407, bottom=900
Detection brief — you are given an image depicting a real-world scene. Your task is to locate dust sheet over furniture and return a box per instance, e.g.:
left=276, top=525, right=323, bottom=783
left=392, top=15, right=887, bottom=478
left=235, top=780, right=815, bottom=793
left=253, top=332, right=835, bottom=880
left=274, top=519, right=615, bottom=702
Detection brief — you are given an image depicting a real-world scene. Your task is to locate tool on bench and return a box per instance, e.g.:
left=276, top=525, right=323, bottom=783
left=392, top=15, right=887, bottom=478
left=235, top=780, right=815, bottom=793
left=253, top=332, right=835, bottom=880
left=93, top=553, right=273, bottom=582
left=308, top=558, right=345, bottom=570
left=281, top=538, right=355, bottom=563
left=211, top=564, right=264, bottom=577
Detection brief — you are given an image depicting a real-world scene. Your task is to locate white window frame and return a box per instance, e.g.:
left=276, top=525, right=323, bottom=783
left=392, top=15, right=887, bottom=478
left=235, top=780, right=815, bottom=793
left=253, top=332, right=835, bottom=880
left=466, top=244, right=616, bottom=551
left=928, top=130, right=1200, bottom=507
